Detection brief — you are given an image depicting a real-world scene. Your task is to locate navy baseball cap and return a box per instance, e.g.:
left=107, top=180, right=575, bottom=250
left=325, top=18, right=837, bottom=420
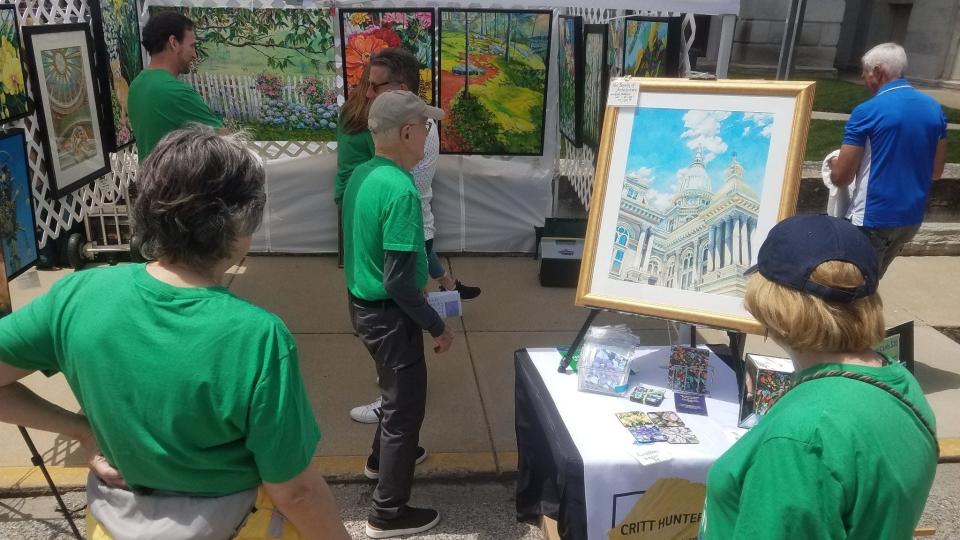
left=745, top=214, right=878, bottom=303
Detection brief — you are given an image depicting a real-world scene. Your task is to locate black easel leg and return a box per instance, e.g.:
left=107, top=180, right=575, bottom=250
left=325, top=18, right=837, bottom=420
left=18, top=427, right=83, bottom=540
left=690, top=325, right=697, bottom=347
left=558, top=308, right=602, bottom=373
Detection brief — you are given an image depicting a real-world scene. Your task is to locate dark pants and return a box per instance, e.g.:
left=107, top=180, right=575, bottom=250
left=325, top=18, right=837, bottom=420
left=858, top=224, right=921, bottom=278
left=349, top=295, right=427, bottom=521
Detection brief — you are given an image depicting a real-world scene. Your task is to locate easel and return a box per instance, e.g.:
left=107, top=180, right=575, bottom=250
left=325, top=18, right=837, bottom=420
left=557, top=308, right=747, bottom=376
left=17, top=427, right=83, bottom=539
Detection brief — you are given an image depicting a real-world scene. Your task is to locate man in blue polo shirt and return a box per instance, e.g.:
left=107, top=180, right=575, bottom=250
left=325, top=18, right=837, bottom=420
left=830, top=42, right=948, bottom=278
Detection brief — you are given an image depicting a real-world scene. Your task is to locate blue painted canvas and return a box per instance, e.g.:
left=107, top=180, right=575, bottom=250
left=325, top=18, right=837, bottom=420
left=0, top=129, right=39, bottom=280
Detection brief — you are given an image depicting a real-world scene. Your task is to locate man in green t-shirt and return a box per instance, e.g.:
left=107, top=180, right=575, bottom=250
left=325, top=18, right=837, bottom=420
left=128, top=12, right=223, bottom=160
left=343, top=90, right=454, bottom=539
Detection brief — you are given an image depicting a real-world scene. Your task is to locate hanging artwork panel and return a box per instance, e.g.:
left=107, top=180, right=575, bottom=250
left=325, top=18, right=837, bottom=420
left=148, top=6, right=339, bottom=142
left=622, top=16, right=681, bottom=77
left=90, top=0, right=143, bottom=151
left=583, top=24, right=609, bottom=153
left=22, top=23, right=110, bottom=198
left=0, top=129, right=38, bottom=280
left=339, top=9, right=436, bottom=105
left=577, top=79, right=815, bottom=334
left=438, top=9, right=553, bottom=155
left=558, top=15, right=583, bottom=148
left=0, top=5, right=32, bottom=124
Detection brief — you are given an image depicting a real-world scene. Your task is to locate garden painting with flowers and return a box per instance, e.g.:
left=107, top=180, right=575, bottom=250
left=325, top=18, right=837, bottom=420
left=340, top=9, right=435, bottom=104
left=148, top=6, right=339, bottom=141
left=0, top=6, right=31, bottom=124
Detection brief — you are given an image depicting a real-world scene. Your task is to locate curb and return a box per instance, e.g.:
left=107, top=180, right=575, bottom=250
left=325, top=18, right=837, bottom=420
left=0, top=452, right=519, bottom=495
left=1, top=443, right=955, bottom=495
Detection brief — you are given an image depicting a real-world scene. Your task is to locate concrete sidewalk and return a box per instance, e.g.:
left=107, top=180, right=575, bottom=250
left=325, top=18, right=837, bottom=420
left=0, top=255, right=958, bottom=491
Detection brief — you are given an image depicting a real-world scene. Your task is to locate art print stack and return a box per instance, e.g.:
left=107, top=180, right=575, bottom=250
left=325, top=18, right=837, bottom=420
left=739, top=353, right=795, bottom=429
left=616, top=410, right=699, bottom=445
left=576, top=325, right=640, bottom=396
left=666, top=346, right=712, bottom=395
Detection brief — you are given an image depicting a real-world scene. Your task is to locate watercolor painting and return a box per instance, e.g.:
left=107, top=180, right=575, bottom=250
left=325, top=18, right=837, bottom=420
left=0, top=129, right=38, bottom=280
left=583, top=24, right=609, bottom=152
left=0, top=6, right=31, bottom=123
left=558, top=15, right=583, bottom=147
left=623, top=17, right=679, bottom=77
left=90, top=0, right=143, bottom=150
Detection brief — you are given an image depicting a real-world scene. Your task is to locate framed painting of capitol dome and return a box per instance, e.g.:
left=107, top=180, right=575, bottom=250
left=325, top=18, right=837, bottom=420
left=576, top=78, right=815, bottom=334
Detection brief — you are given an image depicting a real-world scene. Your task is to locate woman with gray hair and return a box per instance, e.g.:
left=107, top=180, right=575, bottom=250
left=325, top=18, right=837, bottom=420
left=0, top=126, right=349, bottom=540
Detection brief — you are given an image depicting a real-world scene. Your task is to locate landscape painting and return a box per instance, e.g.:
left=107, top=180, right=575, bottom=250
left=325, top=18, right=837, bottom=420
left=0, top=5, right=31, bottom=123
left=438, top=9, right=552, bottom=155
left=0, top=129, right=38, bottom=280
left=22, top=24, right=110, bottom=198
left=558, top=15, right=583, bottom=147
left=149, top=6, right=339, bottom=141
left=623, top=17, right=680, bottom=77
left=583, top=24, right=609, bottom=152
left=340, top=9, right=435, bottom=104
left=90, top=0, right=143, bottom=151
left=607, top=17, right=624, bottom=77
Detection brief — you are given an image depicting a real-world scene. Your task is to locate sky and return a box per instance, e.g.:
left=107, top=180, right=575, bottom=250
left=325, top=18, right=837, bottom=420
left=623, top=108, right=774, bottom=212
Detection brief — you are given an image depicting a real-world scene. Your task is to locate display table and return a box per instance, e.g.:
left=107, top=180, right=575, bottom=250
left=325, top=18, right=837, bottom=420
left=515, top=346, right=743, bottom=540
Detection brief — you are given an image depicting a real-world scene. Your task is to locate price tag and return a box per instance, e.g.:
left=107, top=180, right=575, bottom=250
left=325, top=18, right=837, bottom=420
left=607, top=77, right=641, bottom=107
left=627, top=446, right=673, bottom=466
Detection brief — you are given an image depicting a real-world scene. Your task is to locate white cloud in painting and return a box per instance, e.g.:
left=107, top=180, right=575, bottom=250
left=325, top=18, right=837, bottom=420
left=681, top=110, right=730, bottom=162
left=744, top=112, right=774, bottom=138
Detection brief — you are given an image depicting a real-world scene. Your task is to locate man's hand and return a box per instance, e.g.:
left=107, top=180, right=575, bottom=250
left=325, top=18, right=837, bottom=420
left=77, top=429, right=126, bottom=489
left=433, top=325, right=454, bottom=354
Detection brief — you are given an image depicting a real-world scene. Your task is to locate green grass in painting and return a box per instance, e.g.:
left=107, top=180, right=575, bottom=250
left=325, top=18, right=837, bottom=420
left=441, top=31, right=546, bottom=152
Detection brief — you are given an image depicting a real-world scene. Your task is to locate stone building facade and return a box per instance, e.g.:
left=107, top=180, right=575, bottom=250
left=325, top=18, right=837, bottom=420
left=610, top=148, right=759, bottom=296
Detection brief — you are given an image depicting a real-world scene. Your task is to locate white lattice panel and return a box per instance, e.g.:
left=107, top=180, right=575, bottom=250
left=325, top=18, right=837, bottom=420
left=561, top=7, right=698, bottom=211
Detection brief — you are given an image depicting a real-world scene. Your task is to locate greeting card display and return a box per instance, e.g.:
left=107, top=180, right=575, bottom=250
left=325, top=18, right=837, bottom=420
left=666, top=346, right=713, bottom=395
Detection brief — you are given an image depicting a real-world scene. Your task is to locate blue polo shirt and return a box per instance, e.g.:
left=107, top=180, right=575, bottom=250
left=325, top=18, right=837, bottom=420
left=842, top=79, right=947, bottom=228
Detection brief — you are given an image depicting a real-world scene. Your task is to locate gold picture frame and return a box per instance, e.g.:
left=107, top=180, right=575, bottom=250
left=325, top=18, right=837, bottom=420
left=576, top=78, right=816, bottom=334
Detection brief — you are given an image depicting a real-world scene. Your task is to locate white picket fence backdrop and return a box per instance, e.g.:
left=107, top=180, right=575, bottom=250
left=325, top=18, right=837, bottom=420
left=182, top=73, right=333, bottom=121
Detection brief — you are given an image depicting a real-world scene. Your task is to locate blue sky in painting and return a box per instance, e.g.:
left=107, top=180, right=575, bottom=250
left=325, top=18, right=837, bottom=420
left=623, top=108, right=774, bottom=211
left=0, top=133, right=37, bottom=278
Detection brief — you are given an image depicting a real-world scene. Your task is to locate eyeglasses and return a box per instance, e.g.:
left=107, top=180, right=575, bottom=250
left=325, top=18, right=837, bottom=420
left=370, top=79, right=400, bottom=93
left=425, top=120, right=433, bottom=134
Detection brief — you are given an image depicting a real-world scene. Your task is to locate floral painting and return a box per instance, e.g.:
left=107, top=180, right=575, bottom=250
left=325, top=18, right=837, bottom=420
left=0, top=6, right=31, bottom=123
left=339, top=9, right=435, bottom=104
left=558, top=15, right=583, bottom=147
left=149, top=6, right=339, bottom=142
left=91, top=0, right=143, bottom=150
left=0, top=129, right=38, bottom=280
left=439, top=9, right=552, bottom=155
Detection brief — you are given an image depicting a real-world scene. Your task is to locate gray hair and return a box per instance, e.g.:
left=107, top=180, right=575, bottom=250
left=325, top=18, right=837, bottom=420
left=862, top=43, right=908, bottom=79
left=132, top=125, right=265, bottom=269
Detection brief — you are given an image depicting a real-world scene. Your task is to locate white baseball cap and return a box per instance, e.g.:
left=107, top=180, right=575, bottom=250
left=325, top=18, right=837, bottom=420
left=368, top=90, right=444, bottom=133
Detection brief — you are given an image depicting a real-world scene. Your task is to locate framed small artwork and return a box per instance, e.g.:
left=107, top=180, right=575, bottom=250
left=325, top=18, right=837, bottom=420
left=607, top=16, right=624, bottom=78
left=558, top=15, right=583, bottom=147
left=583, top=24, right=609, bottom=153
left=623, top=16, right=681, bottom=78
left=876, top=321, right=914, bottom=373
left=438, top=8, right=553, bottom=155
left=0, top=129, right=39, bottom=280
left=90, top=0, right=144, bottom=151
left=339, top=8, right=436, bottom=105
left=0, top=5, right=32, bottom=124
left=576, top=79, right=816, bottom=334
left=22, top=23, right=110, bottom=198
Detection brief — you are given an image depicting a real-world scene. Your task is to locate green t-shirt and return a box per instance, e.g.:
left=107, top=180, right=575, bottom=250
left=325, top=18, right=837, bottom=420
left=701, top=359, right=936, bottom=540
left=334, top=125, right=375, bottom=204
left=0, top=264, right=319, bottom=496
left=343, top=155, right=427, bottom=300
left=128, top=69, right=223, bottom=160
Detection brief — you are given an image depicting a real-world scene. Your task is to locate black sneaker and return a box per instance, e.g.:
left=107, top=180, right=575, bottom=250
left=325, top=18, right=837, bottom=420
left=364, top=446, right=427, bottom=480
left=366, top=506, right=440, bottom=538
left=441, top=280, right=481, bottom=300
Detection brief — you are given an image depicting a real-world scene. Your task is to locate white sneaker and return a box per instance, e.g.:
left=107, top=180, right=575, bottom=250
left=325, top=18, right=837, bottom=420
left=350, top=397, right=382, bottom=424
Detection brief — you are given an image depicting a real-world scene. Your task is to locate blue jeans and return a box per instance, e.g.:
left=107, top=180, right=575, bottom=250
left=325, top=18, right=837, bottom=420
left=424, top=239, right=445, bottom=280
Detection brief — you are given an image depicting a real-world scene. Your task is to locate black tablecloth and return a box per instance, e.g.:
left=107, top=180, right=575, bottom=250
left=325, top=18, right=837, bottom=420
left=514, top=345, right=742, bottom=540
